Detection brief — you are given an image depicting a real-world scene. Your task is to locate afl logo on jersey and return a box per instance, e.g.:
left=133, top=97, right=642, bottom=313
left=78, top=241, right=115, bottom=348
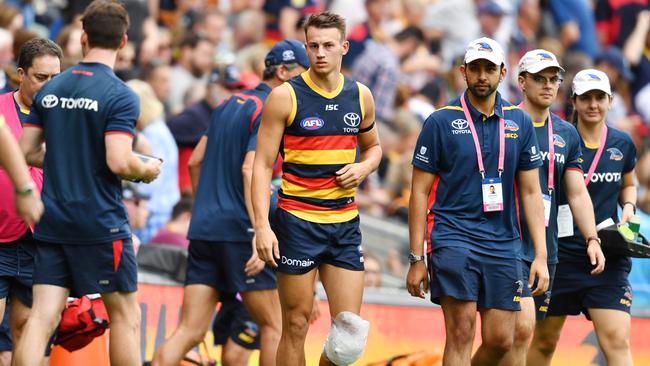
left=608, top=147, right=624, bottom=161
left=41, top=94, right=59, bottom=108
left=553, top=134, right=566, bottom=148
left=504, top=120, right=519, bottom=132
left=343, top=113, right=361, bottom=127
left=300, top=117, right=324, bottom=130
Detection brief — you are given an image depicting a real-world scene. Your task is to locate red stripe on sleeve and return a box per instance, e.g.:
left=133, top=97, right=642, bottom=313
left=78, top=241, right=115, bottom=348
left=23, top=123, right=42, bottom=129
left=426, top=176, right=440, bottom=256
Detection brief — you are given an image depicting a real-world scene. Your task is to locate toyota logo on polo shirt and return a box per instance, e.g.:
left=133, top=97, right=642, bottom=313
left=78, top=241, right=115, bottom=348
left=344, top=112, right=361, bottom=127
left=41, top=94, right=59, bottom=108
left=451, top=119, right=468, bottom=130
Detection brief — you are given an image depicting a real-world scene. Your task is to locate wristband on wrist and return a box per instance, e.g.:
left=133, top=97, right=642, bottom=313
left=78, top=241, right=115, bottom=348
left=623, top=201, right=636, bottom=214
left=586, top=236, right=601, bottom=246
left=15, top=182, right=36, bottom=196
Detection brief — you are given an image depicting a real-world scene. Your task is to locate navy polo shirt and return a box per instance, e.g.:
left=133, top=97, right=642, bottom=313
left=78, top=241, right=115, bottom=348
left=26, top=62, right=138, bottom=244
left=558, top=127, right=636, bottom=261
left=188, top=83, right=271, bottom=242
left=519, top=113, right=582, bottom=264
left=412, top=91, right=542, bottom=257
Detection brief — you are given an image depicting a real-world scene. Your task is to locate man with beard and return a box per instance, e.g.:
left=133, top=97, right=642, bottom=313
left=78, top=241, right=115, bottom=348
left=406, top=37, right=549, bottom=366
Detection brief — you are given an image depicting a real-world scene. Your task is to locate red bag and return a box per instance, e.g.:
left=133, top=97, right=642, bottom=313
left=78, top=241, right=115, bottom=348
left=54, top=296, right=110, bottom=352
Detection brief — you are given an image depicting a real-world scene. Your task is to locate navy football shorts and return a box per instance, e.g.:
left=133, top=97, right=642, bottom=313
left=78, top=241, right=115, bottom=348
left=33, top=238, right=137, bottom=297
left=547, top=256, right=632, bottom=319
left=520, top=260, right=557, bottom=320
left=185, top=240, right=276, bottom=293
left=0, top=231, right=36, bottom=306
left=273, top=209, right=363, bottom=275
left=212, top=293, right=260, bottom=350
left=428, top=245, right=523, bottom=311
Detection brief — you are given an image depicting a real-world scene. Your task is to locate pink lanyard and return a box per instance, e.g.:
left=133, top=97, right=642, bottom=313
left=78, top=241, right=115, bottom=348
left=583, top=124, right=608, bottom=186
left=461, top=93, right=505, bottom=179
left=519, top=102, right=554, bottom=194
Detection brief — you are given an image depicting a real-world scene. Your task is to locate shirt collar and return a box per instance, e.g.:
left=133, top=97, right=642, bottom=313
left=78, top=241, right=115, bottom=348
left=462, top=90, right=504, bottom=120
left=256, top=83, right=272, bottom=94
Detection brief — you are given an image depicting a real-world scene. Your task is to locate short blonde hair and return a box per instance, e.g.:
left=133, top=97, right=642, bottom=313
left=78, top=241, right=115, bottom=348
left=126, top=79, right=164, bottom=130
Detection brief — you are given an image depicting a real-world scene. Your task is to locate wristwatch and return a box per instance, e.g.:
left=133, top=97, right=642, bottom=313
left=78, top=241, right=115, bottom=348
left=15, top=182, right=36, bottom=197
left=408, top=252, right=425, bottom=264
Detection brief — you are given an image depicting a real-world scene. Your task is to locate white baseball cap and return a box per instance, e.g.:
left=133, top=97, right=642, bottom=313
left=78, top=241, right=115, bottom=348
left=572, top=69, right=612, bottom=96
left=518, top=49, right=565, bottom=74
left=464, top=37, right=505, bottom=66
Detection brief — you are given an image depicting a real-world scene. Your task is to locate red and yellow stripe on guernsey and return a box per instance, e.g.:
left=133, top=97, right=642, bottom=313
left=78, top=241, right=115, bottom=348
left=280, top=134, right=359, bottom=223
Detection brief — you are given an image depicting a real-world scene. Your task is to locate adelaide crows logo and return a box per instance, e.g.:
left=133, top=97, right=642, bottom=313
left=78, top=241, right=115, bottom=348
left=607, top=147, right=623, bottom=161
left=553, top=134, right=566, bottom=148
left=504, top=120, right=519, bottom=132
left=477, top=42, right=493, bottom=52
left=587, top=73, right=602, bottom=81
left=537, top=52, right=553, bottom=61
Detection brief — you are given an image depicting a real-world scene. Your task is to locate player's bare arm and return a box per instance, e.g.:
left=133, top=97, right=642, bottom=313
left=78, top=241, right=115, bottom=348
left=188, top=136, right=208, bottom=194
left=252, top=83, right=292, bottom=267
left=106, top=133, right=161, bottom=183
left=407, top=167, right=436, bottom=299
left=19, top=126, right=45, bottom=168
left=517, top=168, right=550, bottom=296
left=618, top=170, right=637, bottom=225
left=563, top=169, right=605, bottom=274
left=335, top=83, right=381, bottom=189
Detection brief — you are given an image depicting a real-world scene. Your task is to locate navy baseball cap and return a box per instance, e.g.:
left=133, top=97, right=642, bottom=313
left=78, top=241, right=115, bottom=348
left=209, top=64, right=245, bottom=89
left=596, top=47, right=633, bottom=81
left=264, top=39, right=310, bottom=69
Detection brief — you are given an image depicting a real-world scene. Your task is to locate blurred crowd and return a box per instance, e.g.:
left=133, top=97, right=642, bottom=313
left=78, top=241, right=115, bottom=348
left=2, top=0, right=650, bottom=291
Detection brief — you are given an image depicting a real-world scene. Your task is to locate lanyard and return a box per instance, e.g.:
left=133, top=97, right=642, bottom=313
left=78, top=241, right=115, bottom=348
left=583, top=124, right=608, bottom=186
left=519, top=102, right=554, bottom=194
left=461, top=93, right=505, bottom=179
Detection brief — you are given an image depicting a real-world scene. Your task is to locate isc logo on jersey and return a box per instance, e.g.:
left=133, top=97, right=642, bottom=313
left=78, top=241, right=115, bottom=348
left=451, top=119, right=471, bottom=134
left=300, top=117, right=324, bottom=130
left=41, top=94, right=98, bottom=112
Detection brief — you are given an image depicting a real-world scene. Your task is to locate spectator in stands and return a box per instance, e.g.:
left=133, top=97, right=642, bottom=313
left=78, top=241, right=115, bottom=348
left=192, top=9, right=227, bottom=51
left=150, top=197, right=193, bottom=248
left=623, top=10, right=650, bottom=99
left=595, top=0, right=648, bottom=48
left=548, top=0, right=600, bottom=59
left=0, top=30, right=14, bottom=94
left=168, top=64, right=244, bottom=195
left=364, top=252, right=382, bottom=288
left=141, top=59, right=172, bottom=115
left=343, top=0, right=391, bottom=71
left=352, top=25, right=425, bottom=123
left=168, top=31, right=214, bottom=115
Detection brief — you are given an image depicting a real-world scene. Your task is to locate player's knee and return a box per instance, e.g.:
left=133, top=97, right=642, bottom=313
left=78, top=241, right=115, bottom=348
left=513, top=318, right=535, bottom=346
left=531, top=333, right=558, bottom=356
left=284, top=311, right=310, bottom=338
left=599, top=326, right=630, bottom=352
left=324, top=312, right=369, bottom=366
left=483, top=330, right=514, bottom=354
left=447, top=320, right=474, bottom=346
left=108, top=300, right=140, bottom=330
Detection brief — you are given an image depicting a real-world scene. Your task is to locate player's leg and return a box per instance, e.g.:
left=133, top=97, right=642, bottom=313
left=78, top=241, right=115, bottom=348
left=8, top=295, right=30, bottom=345
left=241, top=289, right=281, bottom=366
left=498, top=297, right=535, bottom=366
left=440, top=297, right=477, bottom=365
left=0, top=307, right=12, bottom=366
left=101, top=291, right=141, bottom=366
left=472, top=250, right=522, bottom=366
left=12, top=284, right=67, bottom=366
left=526, top=315, right=566, bottom=365
left=221, top=338, right=254, bottom=366
left=276, top=269, right=318, bottom=366
left=153, top=240, right=223, bottom=366
left=589, top=308, right=632, bottom=365
left=13, top=240, right=69, bottom=366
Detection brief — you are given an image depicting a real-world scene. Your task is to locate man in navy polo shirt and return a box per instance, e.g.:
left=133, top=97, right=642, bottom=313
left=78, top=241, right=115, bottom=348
left=15, top=1, right=160, bottom=366
left=407, top=37, right=549, bottom=366
left=501, top=50, right=606, bottom=366
left=152, top=40, right=308, bottom=366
